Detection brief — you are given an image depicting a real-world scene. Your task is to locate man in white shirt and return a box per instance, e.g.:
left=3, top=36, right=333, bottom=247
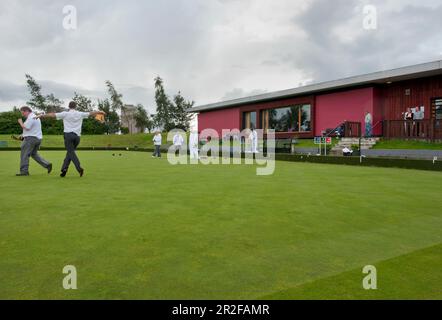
left=173, top=132, right=185, bottom=152
left=16, top=106, right=52, bottom=176
left=37, top=101, right=105, bottom=177
left=342, top=147, right=353, bottom=157
left=250, top=128, right=259, bottom=154
left=189, top=130, right=199, bottom=160
left=152, top=131, right=162, bottom=158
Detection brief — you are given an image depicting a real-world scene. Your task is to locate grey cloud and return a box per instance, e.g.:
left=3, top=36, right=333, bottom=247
left=1, top=0, right=441, bottom=110
left=0, top=78, right=154, bottom=113
left=221, top=88, right=268, bottom=101
left=284, top=0, right=442, bottom=82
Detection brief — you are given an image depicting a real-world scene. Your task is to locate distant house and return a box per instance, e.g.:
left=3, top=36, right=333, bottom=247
left=121, top=105, right=142, bottom=134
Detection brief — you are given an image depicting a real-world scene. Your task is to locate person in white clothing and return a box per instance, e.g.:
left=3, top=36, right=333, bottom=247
left=173, top=132, right=185, bottom=152
left=189, top=131, right=199, bottom=160
left=152, top=131, right=162, bottom=158
left=16, top=106, right=52, bottom=176
left=342, top=147, right=353, bottom=157
left=250, top=127, right=259, bottom=153
left=37, top=101, right=105, bottom=177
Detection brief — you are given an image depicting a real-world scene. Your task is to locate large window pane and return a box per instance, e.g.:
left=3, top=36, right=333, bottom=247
left=300, top=105, right=311, bottom=132
left=269, top=107, right=297, bottom=132
left=243, top=111, right=257, bottom=129
left=262, top=104, right=312, bottom=133
left=435, top=99, right=442, bottom=120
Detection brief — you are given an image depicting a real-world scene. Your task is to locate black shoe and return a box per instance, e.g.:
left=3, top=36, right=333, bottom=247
left=47, top=164, right=53, bottom=174
left=79, top=168, right=84, bottom=177
left=16, top=173, right=29, bottom=176
left=60, top=170, right=67, bottom=178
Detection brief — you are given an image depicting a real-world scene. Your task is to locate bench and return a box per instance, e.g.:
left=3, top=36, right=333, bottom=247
left=263, top=138, right=297, bottom=153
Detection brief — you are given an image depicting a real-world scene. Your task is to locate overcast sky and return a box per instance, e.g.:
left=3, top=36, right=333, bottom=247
left=0, top=0, right=441, bottom=113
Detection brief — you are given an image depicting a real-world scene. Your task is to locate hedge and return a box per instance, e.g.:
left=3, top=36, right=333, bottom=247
left=1, top=148, right=440, bottom=172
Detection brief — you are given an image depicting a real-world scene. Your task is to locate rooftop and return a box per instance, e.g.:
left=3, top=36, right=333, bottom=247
left=191, top=60, right=442, bottom=113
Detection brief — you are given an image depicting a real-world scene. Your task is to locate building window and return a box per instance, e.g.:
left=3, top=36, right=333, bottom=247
left=261, top=104, right=312, bottom=133
left=243, top=111, right=257, bottom=129
left=433, top=98, right=442, bottom=120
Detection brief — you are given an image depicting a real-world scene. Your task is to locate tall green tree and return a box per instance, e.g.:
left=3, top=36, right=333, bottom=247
left=25, top=74, right=47, bottom=112
left=72, top=92, right=94, bottom=112
left=45, top=93, right=63, bottom=113
left=173, top=92, right=194, bottom=131
left=134, top=104, right=153, bottom=133
left=153, top=77, right=175, bottom=131
left=98, top=99, right=120, bottom=134
left=105, top=81, right=126, bottom=133
left=25, top=74, right=64, bottom=113
left=0, top=108, right=23, bottom=134
left=105, top=80, right=124, bottom=111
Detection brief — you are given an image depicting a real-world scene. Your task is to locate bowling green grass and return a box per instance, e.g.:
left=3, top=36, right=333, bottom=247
left=0, top=151, right=441, bottom=300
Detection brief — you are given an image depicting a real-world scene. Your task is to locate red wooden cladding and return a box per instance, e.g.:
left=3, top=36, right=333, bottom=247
left=381, top=75, right=442, bottom=120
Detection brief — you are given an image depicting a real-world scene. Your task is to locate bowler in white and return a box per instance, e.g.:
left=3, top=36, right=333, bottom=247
left=37, top=101, right=105, bottom=177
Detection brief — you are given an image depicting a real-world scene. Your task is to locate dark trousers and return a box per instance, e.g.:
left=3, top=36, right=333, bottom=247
left=153, top=145, right=161, bottom=157
left=62, top=132, right=82, bottom=172
left=20, top=137, right=51, bottom=174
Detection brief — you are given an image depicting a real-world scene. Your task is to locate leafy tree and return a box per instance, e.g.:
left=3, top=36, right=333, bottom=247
left=82, top=118, right=107, bottom=135
left=73, top=92, right=94, bottom=112
left=98, top=99, right=120, bottom=134
left=134, top=104, right=153, bottom=133
left=25, top=74, right=64, bottom=113
left=105, top=80, right=124, bottom=111
left=173, top=92, right=194, bottom=131
left=104, top=81, right=125, bottom=133
left=0, top=108, right=23, bottom=134
left=153, top=77, right=175, bottom=131
left=45, top=93, right=64, bottom=113
left=25, top=74, right=46, bottom=111
left=153, top=77, right=194, bottom=131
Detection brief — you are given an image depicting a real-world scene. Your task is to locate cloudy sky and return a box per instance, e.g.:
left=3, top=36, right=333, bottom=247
left=0, top=0, right=441, bottom=113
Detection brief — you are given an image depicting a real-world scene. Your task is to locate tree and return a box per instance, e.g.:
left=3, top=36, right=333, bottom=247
left=73, top=92, right=94, bottom=112
left=134, top=104, right=153, bottom=133
left=25, top=74, right=64, bottom=113
left=173, top=92, right=194, bottom=131
left=105, top=80, right=124, bottom=111
left=45, top=93, right=64, bottom=113
left=105, top=81, right=125, bottom=133
left=0, top=108, right=23, bottom=134
left=98, top=99, right=120, bottom=134
left=153, top=77, right=175, bottom=131
left=25, top=74, right=46, bottom=112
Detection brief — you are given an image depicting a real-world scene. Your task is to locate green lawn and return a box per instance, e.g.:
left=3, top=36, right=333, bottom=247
left=0, top=151, right=441, bottom=299
left=373, top=139, right=442, bottom=150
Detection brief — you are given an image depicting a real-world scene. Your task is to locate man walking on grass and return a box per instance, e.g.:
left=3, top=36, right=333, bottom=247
left=16, top=106, right=52, bottom=176
left=36, top=101, right=105, bottom=177
left=152, top=131, right=162, bottom=158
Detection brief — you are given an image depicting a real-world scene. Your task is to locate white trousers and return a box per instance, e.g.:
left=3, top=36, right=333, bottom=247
left=190, top=148, right=199, bottom=159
